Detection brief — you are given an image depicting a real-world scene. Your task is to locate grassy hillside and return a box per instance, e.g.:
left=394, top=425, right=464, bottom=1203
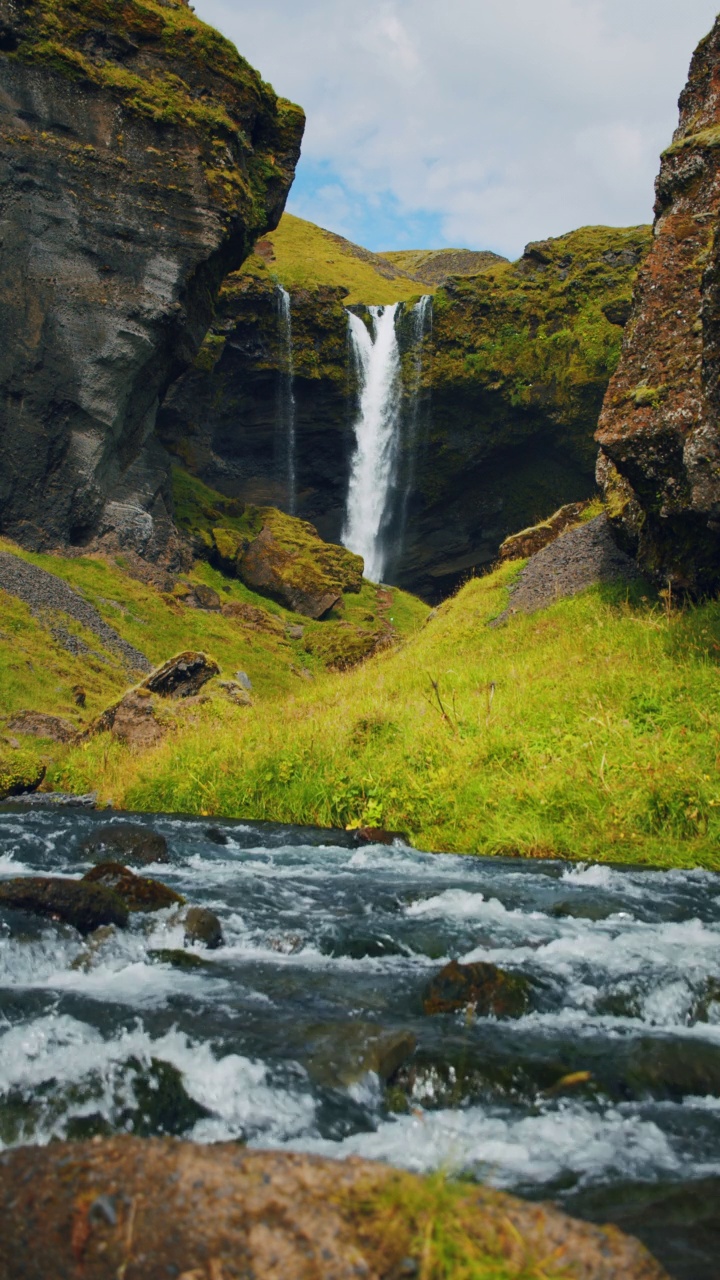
left=42, top=551, right=720, bottom=873
left=380, top=247, right=507, bottom=283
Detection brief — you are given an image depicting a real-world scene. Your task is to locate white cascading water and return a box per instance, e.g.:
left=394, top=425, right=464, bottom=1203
left=276, top=285, right=297, bottom=514
left=342, top=304, right=401, bottom=582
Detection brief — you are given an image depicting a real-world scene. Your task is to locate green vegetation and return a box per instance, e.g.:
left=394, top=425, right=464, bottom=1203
left=39, top=549, right=720, bottom=871
left=237, top=213, right=428, bottom=305
left=380, top=247, right=507, bottom=284
left=338, top=1169, right=571, bottom=1279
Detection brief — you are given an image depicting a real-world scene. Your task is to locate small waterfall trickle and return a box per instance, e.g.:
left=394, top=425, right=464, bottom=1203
left=275, top=285, right=297, bottom=515
left=342, top=305, right=402, bottom=583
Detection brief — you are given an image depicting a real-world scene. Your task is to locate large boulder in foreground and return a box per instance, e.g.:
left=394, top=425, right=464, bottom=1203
left=0, top=876, right=128, bottom=934
left=0, top=0, right=303, bottom=561
left=596, top=16, right=720, bottom=591
left=0, top=1138, right=668, bottom=1279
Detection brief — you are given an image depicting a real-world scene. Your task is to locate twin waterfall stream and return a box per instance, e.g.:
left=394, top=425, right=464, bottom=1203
left=276, top=288, right=432, bottom=582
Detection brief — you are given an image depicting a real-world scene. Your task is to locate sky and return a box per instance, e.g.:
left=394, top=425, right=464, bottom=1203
left=192, top=0, right=720, bottom=259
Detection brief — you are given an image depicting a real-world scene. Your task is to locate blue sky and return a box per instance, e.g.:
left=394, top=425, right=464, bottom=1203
left=193, top=0, right=720, bottom=259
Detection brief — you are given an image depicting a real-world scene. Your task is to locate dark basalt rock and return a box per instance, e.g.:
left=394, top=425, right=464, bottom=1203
left=0, top=875, right=128, bottom=934
left=596, top=16, right=720, bottom=592
left=0, top=0, right=303, bottom=562
left=142, top=651, right=220, bottom=699
left=82, top=863, right=184, bottom=913
left=80, top=823, right=169, bottom=866
left=423, top=959, right=532, bottom=1018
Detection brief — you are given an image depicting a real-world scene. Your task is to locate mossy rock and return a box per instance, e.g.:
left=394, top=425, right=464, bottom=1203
left=82, top=863, right=184, bottom=912
left=423, top=959, right=532, bottom=1018
left=0, top=751, right=45, bottom=801
left=0, top=876, right=128, bottom=934
left=303, top=621, right=387, bottom=670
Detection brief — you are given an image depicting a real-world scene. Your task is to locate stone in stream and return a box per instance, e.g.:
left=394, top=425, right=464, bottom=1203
left=354, top=826, right=409, bottom=847
left=0, top=876, right=127, bottom=934
left=82, top=863, right=184, bottom=913
left=423, top=959, right=532, bottom=1018
left=0, top=1138, right=670, bottom=1280
left=80, top=823, right=169, bottom=866
left=304, top=1023, right=416, bottom=1088
left=148, top=949, right=209, bottom=971
left=184, top=906, right=224, bottom=949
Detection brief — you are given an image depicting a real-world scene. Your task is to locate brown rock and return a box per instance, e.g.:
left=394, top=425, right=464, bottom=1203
left=184, top=906, right=224, bottom=949
left=354, top=827, right=408, bottom=847
left=423, top=959, right=531, bottom=1018
left=305, top=1023, right=416, bottom=1088
left=83, top=863, right=184, bottom=912
left=0, top=1138, right=669, bottom=1280
left=91, top=690, right=166, bottom=750
left=0, top=876, right=128, bottom=934
left=221, top=601, right=285, bottom=635
left=499, top=501, right=592, bottom=561
left=217, top=680, right=253, bottom=706
left=595, top=16, right=720, bottom=591
left=6, top=710, right=79, bottom=743
left=190, top=584, right=222, bottom=611
left=239, top=524, right=342, bottom=618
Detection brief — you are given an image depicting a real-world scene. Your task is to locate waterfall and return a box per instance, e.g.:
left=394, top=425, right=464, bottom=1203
left=342, top=304, right=402, bottom=583
left=275, top=285, right=297, bottom=515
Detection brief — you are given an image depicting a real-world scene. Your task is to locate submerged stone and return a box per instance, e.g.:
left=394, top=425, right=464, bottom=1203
left=148, top=949, right=209, bottom=971
left=0, top=876, right=127, bottom=934
left=80, top=824, right=169, bottom=866
left=305, top=1022, right=416, bottom=1088
left=82, top=863, right=184, bottom=913
left=423, top=959, right=532, bottom=1018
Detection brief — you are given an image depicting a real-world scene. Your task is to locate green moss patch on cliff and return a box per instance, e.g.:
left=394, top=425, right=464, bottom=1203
left=3, top=0, right=304, bottom=215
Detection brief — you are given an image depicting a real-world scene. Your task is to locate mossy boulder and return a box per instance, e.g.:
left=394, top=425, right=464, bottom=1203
left=0, top=751, right=45, bottom=801
left=423, top=959, right=532, bottom=1018
left=303, top=620, right=387, bottom=669
left=184, top=905, right=223, bottom=949
left=82, top=863, right=184, bottom=913
left=0, top=876, right=128, bottom=934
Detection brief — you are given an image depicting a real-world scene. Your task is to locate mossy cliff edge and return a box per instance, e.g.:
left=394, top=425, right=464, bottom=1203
left=596, top=15, right=720, bottom=592
left=0, top=0, right=303, bottom=560
left=160, top=219, right=650, bottom=598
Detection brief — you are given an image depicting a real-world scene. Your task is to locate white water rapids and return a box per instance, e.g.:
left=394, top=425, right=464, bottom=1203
left=342, top=305, right=402, bottom=582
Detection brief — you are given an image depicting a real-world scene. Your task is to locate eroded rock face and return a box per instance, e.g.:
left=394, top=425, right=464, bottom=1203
left=0, top=1138, right=669, bottom=1280
left=0, top=0, right=303, bottom=561
left=596, top=17, right=720, bottom=591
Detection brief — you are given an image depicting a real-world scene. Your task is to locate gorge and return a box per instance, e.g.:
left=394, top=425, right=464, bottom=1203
left=1, top=3, right=720, bottom=1279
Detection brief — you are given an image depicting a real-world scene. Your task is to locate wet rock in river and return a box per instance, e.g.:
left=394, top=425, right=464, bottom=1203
left=0, top=876, right=127, bottom=934
left=184, top=906, right=224, bottom=949
left=354, top=826, right=409, bottom=847
left=148, top=949, right=209, bottom=971
left=82, top=864, right=184, bottom=913
left=423, top=959, right=532, bottom=1018
left=204, top=826, right=229, bottom=845
left=0, top=1138, right=670, bottom=1280
left=80, top=823, right=169, bottom=866
left=305, top=1022, right=416, bottom=1088
left=614, top=1036, right=720, bottom=1102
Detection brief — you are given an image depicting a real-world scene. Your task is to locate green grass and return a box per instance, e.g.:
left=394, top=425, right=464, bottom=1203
left=46, top=554, right=720, bottom=870
left=240, top=213, right=430, bottom=305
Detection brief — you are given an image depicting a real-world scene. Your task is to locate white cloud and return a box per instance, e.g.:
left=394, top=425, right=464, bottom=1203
left=192, top=0, right=720, bottom=257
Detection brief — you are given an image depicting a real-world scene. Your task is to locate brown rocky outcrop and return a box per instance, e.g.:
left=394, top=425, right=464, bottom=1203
left=596, top=17, right=720, bottom=590
left=0, top=1138, right=669, bottom=1280
left=0, top=0, right=303, bottom=562
left=82, top=862, right=184, bottom=912
left=0, top=875, right=128, bottom=933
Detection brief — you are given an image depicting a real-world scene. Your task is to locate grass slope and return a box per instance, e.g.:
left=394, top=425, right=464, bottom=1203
left=380, top=247, right=507, bottom=283
left=49, top=555, right=720, bottom=872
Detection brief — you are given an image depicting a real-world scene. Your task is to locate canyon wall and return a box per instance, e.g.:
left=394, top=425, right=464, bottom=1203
left=596, top=16, right=720, bottom=592
left=0, top=0, right=303, bottom=562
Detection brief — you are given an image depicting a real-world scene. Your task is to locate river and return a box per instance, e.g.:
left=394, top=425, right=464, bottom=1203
left=1, top=805, right=719, bottom=1278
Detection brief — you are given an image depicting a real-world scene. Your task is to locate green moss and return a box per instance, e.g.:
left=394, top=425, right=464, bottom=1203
left=0, top=750, right=45, bottom=800
left=627, top=384, right=667, bottom=409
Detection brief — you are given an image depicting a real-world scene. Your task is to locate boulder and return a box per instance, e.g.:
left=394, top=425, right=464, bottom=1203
left=90, top=690, right=166, bottom=750
left=423, top=959, right=532, bottom=1018
left=142, top=652, right=220, bottom=699
left=304, top=1023, right=416, bottom=1088
left=82, top=864, right=184, bottom=913
left=0, top=1138, right=670, bottom=1280
left=354, top=826, right=409, bottom=847
left=80, top=824, right=169, bottom=866
left=190, top=584, right=222, bottom=611
left=221, top=601, right=285, bottom=635
left=184, top=906, right=224, bottom=949
left=148, top=949, right=209, bottom=971
left=596, top=16, right=720, bottom=592
left=499, top=501, right=593, bottom=561
left=229, top=508, right=363, bottom=618
left=218, top=681, right=253, bottom=707
left=6, top=711, right=79, bottom=743
left=0, top=876, right=127, bottom=934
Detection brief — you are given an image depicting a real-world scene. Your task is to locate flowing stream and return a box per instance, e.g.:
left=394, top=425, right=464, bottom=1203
left=2, top=805, right=720, bottom=1278
left=275, top=285, right=297, bottom=514
left=343, top=305, right=402, bottom=582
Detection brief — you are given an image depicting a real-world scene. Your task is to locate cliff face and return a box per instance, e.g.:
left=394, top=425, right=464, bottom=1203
left=160, top=222, right=650, bottom=599
left=596, top=18, right=720, bottom=591
left=0, top=0, right=303, bottom=561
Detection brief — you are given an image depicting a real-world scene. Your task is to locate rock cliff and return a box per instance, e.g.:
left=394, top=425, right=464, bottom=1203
left=596, top=17, right=720, bottom=591
left=160, top=221, right=650, bottom=599
left=0, top=0, right=303, bottom=561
